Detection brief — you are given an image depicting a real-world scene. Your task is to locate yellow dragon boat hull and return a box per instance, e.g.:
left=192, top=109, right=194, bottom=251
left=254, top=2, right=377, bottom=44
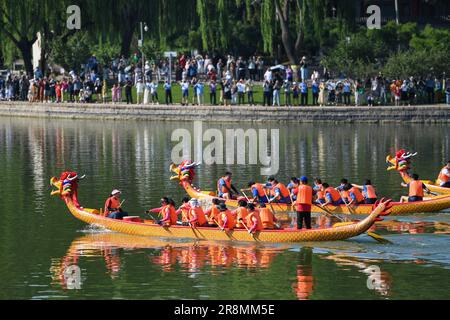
left=51, top=176, right=393, bottom=243
left=182, top=181, right=450, bottom=215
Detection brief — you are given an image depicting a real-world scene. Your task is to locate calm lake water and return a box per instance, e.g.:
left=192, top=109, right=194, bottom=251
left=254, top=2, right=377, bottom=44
left=0, top=117, right=449, bottom=300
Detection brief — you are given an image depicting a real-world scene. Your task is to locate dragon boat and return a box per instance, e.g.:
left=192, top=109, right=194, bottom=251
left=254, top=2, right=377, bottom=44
left=386, top=150, right=450, bottom=195
left=170, top=163, right=450, bottom=215
left=51, top=171, right=393, bottom=243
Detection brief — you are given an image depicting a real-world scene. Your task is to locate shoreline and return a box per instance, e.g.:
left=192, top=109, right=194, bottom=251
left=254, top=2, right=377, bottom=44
left=0, top=101, right=449, bottom=123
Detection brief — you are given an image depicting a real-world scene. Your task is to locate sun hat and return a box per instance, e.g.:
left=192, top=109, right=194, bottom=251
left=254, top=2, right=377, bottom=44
left=111, top=189, right=121, bottom=196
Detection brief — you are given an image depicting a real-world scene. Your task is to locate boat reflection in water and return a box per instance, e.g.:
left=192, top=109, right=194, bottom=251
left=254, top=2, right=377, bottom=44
left=50, top=232, right=288, bottom=288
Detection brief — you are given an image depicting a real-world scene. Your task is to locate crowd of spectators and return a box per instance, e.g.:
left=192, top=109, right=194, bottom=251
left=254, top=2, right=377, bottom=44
left=1, top=53, right=449, bottom=106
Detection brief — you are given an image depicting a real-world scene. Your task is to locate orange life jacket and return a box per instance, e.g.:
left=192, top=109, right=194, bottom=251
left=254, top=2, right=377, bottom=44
left=325, top=187, right=341, bottom=203
left=340, top=189, right=349, bottom=200
left=259, top=208, right=275, bottom=229
left=364, top=185, right=377, bottom=199
left=349, top=187, right=365, bottom=203
left=438, top=167, right=449, bottom=183
left=246, top=211, right=263, bottom=232
left=316, top=185, right=325, bottom=200
left=218, top=210, right=236, bottom=229
left=409, top=180, right=424, bottom=197
left=188, top=207, right=208, bottom=226
left=208, top=205, right=221, bottom=222
left=104, top=196, right=121, bottom=216
left=235, top=207, right=249, bottom=228
left=296, top=185, right=313, bottom=206
left=217, top=177, right=232, bottom=194
left=251, top=183, right=266, bottom=197
left=274, top=183, right=290, bottom=199
left=179, top=203, right=191, bottom=222
left=161, top=205, right=178, bottom=225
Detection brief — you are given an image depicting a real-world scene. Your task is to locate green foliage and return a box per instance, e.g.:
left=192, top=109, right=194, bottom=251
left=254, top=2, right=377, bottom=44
left=92, top=42, right=121, bottom=67
left=51, top=32, right=93, bottom=72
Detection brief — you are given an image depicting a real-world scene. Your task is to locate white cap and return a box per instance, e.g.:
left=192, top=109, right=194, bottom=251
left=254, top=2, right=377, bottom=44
left=111, top=189, right=121, bottom=196
left=189, top=198, right=200, bottom=207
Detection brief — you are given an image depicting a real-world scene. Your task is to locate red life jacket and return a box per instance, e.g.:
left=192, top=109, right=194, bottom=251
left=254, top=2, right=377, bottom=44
left=235, top=207, right=249, bottom=228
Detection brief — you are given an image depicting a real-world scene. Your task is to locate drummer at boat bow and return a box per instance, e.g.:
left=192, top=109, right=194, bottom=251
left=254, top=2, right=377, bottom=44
left=400, top=174, right=431, bottom=203
left=104, top=190, right=128, bottom=220
left=437, top=161, right=450, bottom=188
left=217, top=172, right=240, bottom=199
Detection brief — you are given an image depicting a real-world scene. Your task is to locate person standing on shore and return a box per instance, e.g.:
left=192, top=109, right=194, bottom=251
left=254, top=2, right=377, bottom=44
left=164, top=80, right=173, bottom=105
left=136, top=79, right=144, bottom=104
left=209, top=80, right=217, bottom=105
left=124, top=80, right=133, bottom=104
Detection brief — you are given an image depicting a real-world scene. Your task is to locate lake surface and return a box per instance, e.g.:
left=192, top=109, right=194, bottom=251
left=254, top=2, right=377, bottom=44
left=0, top=117, right=449, bottom=300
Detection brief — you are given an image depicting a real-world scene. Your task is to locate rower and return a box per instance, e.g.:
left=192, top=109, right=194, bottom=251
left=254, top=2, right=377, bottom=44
left=295, top=176, right=313, bottom=230
left=233, top=200, right=249, bottom=228
left=177, top=196, right=191, bottom=225
left=437, top=161, right=450, bottom=188
left=342, top=183, right=365, bottom=206
left=352, top=180, right=378, bottom=204
left=158, top=197, right=178, bottom=226
left=322, top=183, right=344, bottom=206
left=288, top=177, right=300, bottom=201
left=104, top=190, right=128, bottom=220
left=204, top=198, right=221, bottom=224
left=216, top=203, right=236, bottom=230
left=258, top=203, right=278, bottom=230
left=267, top=177, right=291, bottom=204
left=400, top=174, right=430, bottom=203
left=313, top=178, right=325, bottom=204
left=243, top=181, right=267, bottom=203
left=217, top=172, right=239, bottom=199
left=245, top=203, right=263, bottom=234
left=336, top=178, right=349, bottom=202
left=187, top=199, right=208, bottom=227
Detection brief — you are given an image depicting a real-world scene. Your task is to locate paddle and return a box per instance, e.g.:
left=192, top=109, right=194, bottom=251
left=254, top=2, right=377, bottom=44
left=212, top=218, right=235, bottom=240
left=366, top=231, right=392, bottom=244
left=238, top=218, right=259, bottom=241
left=263, top=188, right=277, bottom=216
left=319, top=203, right=345, bottom=222
left=240, top=189, right=253, bottom=204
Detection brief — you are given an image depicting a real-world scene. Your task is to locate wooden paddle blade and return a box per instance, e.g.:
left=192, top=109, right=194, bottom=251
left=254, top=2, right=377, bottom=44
left=367, top=232, right=392, bottom=244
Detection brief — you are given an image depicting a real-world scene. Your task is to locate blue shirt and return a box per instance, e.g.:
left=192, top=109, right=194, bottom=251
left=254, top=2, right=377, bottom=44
left=300, top=82, right=308, bottom=94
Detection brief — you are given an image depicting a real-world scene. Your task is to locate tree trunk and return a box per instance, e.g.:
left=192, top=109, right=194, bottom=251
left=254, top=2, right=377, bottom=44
left=274, top=0, right=297, bottom=64
left=18, top=39, right=34, bottom=77
left=120, top=26, right=135, bottom=58
left=294, top=0, right=304, bottom=55
left=120, top=5, right=136, bottom=57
